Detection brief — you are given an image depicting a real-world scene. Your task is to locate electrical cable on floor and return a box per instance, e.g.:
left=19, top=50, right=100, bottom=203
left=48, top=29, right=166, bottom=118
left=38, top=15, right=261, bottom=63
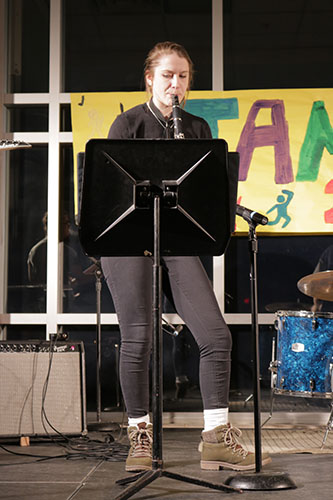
left=0, top=335, right=129, bottom=466
left=0, top=421, right=129, bottom=466
left=40, top=335, right=129, bottom=460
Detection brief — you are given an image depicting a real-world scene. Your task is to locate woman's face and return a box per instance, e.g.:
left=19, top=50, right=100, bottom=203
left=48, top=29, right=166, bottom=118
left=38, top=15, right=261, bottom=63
left=146, top=52, right=190, bottom=117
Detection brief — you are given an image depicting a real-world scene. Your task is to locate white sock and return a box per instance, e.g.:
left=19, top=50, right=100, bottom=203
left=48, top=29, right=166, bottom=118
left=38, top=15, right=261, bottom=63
left=203, top=408, right=229, bottom=431
left=128, top=414, right=150, bottom=428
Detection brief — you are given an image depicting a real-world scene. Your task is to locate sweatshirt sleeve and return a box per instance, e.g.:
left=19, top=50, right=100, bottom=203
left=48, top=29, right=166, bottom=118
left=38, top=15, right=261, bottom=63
left=107, top=113, right=130, bottom=139
left=202, top=119, right=213, bottom=139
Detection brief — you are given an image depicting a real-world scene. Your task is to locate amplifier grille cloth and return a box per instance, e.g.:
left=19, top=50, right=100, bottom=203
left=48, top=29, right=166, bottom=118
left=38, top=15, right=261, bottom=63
left=0, top=349, right=85, bottom=437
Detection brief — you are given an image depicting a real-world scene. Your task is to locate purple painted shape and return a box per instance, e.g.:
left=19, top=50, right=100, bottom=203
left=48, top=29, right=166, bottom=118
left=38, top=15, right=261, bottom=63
left=237, top=100, right=294, bottom=184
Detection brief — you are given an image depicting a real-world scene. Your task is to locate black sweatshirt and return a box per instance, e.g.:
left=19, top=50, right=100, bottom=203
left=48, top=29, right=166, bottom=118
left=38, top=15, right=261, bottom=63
left=108, top=99, right=212, bottom=139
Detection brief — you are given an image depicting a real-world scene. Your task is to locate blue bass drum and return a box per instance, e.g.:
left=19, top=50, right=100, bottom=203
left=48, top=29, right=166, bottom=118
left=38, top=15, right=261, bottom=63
left=275, top=310, right=333, bottom=397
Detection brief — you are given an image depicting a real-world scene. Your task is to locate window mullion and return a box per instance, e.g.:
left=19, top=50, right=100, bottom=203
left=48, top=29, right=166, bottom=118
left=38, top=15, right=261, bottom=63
left=46, top=0, right=62, bottom=337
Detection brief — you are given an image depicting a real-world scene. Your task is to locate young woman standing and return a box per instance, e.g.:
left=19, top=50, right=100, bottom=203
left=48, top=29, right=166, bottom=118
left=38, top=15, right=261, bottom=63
left=101, top=41, right=270, bottom=472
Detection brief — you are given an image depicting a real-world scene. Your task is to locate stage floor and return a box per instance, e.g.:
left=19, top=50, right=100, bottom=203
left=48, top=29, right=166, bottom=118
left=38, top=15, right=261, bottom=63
left=0, top=419, right=332, bottom=500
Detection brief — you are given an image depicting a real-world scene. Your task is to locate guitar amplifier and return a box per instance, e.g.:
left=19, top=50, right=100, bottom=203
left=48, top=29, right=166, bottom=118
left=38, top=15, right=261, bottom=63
left=0, top=340, right=87, bottom=438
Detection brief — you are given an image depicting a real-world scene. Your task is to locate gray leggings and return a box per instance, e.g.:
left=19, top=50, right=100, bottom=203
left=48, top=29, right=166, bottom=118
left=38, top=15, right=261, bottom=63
left=101, top=256, right=232, bottom=418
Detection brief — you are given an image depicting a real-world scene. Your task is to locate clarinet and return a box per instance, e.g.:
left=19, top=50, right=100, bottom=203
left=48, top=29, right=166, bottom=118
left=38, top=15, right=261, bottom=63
left=171, top=95, right=185, bottom=139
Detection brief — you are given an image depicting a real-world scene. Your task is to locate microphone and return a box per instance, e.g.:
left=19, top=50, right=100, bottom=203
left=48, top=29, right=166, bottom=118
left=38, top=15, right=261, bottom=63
left=171, top=95, right=185, bottom=139
left=236, top=204, right=268, bottom=226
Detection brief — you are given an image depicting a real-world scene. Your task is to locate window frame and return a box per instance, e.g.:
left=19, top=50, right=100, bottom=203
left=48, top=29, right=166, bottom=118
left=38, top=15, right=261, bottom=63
left=0, top=0, right=275, bottom=339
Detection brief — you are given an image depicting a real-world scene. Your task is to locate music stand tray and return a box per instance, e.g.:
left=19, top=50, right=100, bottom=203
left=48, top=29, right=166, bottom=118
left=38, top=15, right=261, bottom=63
left=79, top=138, right=241, bottom=497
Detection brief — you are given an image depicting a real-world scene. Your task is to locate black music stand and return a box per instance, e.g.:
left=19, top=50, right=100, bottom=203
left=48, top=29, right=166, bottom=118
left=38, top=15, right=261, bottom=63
left=79, top=138, right=241, bottom=498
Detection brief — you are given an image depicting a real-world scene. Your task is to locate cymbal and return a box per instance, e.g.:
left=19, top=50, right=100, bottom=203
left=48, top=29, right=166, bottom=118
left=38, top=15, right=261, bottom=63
left=265, top=302, right=311, bottom=312
left=297, top=270, right=333, bottom=301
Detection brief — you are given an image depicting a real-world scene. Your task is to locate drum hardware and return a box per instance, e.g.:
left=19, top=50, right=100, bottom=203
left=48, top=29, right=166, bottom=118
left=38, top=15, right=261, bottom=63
left=310, top=378, right=315, bottom=393
left=262, top=310, right=333, bottom=447
left=243, top=373, right=264, bottom=407
left=161, top=317, right=182, bottom=337
left=267, top=338, right=280, bottom=379
left=291, top=342, right=304, bottom=352
left=268, top=360, right=278, bottom=375
left=321, top=402, right=333, bottom=448
left=261, top=338, right=277, bottom=427
left=267, top=365, right=278, bottom=397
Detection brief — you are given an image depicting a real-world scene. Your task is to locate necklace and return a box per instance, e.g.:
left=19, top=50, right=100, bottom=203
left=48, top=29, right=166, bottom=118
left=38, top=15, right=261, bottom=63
left=147, top=101, right=174, bottom=132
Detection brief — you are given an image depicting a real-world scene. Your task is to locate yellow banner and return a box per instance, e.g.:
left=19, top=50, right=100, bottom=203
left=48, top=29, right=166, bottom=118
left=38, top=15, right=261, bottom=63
left=71, top=89, right=333, bottom=234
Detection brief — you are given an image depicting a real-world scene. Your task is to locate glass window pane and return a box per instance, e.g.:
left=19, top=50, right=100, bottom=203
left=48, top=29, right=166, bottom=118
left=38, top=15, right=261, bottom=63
left=5, top=325, right=46, bottom=340
left=229, top=325, right=275, bottom=402
left=222, top=3, right=333, bottom=315
left=7, top=146, right=48, bottom=313
left=60, top=104, right=72, bottom=132
left=225, top=235, right=333, bottom=314
left=62, top=326, right=120, bottom=411
left=223, top=2, right=333, bottom=90
left=6, top=105, right=48, bottom=132
left=63, top=324, right=203, bottom=412
left=60, top=144, right=115, bottom=313
left=63, top=0, right=211, bottom=92
left=7, top=0, right=50, bottom=93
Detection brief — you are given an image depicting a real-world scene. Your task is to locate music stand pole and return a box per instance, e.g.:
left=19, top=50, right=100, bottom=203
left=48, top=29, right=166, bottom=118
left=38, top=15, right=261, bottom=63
left=152, top=194, right=163, bottom=468
left=94, top=263, right=103, bottom=423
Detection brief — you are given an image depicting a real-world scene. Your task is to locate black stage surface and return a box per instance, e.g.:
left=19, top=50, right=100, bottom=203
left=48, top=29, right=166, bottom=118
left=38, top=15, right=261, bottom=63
left=0, top=418, right=332, bottom=500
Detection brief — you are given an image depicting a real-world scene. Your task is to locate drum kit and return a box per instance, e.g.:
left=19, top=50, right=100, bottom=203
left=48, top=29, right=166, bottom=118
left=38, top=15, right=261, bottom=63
left=266, top=270, right=333, bottom=447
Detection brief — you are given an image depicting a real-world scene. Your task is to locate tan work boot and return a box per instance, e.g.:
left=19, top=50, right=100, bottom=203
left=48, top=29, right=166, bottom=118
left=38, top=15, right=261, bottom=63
left=200, top=423, right=271, bottom=471
left=126, top=422, right=153, bottom=472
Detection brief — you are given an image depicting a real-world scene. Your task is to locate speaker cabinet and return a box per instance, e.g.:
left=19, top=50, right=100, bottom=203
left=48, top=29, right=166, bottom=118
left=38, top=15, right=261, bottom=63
left=0, top=341, right=87, bottom=438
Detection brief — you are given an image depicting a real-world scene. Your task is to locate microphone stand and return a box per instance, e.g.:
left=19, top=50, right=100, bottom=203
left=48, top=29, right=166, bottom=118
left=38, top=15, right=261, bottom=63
left=226, top=206, right=296, bottom=491
left=84, top=258, right=119, bottom=432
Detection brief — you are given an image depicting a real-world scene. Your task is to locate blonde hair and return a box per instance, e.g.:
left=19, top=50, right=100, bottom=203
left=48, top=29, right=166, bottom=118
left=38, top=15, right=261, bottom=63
left=144, top=41, right=194, bottom=96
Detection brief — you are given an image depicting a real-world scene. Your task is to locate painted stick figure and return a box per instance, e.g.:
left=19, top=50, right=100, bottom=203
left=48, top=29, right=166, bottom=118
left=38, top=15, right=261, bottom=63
left=266, top=189, right=294, bottom=228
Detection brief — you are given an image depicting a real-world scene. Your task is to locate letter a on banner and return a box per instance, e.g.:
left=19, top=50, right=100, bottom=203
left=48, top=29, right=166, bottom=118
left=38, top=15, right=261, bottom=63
left=296, top=100, right=333, bottom=182
left=237, top=99, right=293, bottom=184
